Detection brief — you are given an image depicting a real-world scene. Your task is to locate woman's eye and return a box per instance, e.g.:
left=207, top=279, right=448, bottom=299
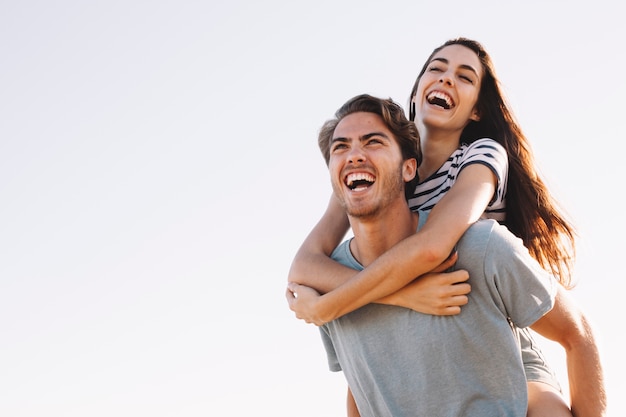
left=459, top=74, right=475, bottom=84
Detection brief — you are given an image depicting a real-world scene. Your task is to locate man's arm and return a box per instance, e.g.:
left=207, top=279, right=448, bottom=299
left=530, top=286, right=607, bottom=417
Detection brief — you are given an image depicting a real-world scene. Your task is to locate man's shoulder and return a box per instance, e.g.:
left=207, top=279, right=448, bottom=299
left=464, top=218, right=509, bottom=241
left=454, top=219, right=497, bottom=252
left=331, top=239, right=363, bottom=271
left=417, top=211, right=512, bottom=247
left=461, top=219, right=525, bottom=257
left=330, top=239, right=350, bottom=260
left=467, top=218, right=499, bottom=233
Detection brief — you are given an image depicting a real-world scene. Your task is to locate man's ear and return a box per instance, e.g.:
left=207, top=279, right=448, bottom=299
left=403, top=158, right=418, bottom=183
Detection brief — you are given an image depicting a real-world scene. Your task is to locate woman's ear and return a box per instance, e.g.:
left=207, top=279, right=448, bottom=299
left=470, top=107, right=481, bottom=122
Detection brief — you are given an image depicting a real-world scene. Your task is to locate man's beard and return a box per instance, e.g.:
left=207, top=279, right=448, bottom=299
left=335, top=167, right=406, bottom=220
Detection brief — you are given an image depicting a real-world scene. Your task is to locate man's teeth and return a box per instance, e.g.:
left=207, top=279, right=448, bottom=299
left=427, top=91, right=454, bottom=109
left=346, top=172, right=375, bottom=190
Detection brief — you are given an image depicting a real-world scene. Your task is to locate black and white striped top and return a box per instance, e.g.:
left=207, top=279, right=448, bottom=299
left=407, top=138, right=508, bottom=222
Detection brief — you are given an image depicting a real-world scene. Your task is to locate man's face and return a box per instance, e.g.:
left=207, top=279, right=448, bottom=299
left=328, top=112, right=416, bottom=219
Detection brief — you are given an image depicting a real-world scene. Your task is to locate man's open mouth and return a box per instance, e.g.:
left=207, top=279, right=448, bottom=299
left=345, top=172, right=375, bottom=191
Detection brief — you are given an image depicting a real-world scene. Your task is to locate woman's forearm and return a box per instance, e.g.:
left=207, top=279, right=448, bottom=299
left=315, top=228, right=448, bottom=322
left=313, top=166, right=496, bottom=322
left=288, top=195, right=353, bottom=293
left=289, top=250, right=358, bottom=294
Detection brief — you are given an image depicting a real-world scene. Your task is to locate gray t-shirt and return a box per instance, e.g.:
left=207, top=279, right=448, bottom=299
left=320, top=211, right=557, bottom=417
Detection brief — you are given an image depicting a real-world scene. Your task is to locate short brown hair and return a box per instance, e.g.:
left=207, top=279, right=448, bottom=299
left=318, top=94, right=421, bottom=168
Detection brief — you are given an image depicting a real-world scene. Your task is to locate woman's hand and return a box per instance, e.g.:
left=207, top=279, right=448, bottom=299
left=286, top=282, right=327, bottom=326
left=377, top=251, right=471, bottom=315
left=377, top=268, right=470, bottom=315
left=286, top=251, right=472, bottom=323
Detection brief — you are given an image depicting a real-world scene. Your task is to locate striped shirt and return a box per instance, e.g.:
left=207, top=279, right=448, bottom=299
left=407, top=138, right=508, bottom=222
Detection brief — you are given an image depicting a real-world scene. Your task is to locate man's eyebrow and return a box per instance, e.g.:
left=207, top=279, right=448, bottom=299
left=330, top=136, right=349, bottom=145
left=362, top=132, right=390, bottom=141
left=331, top=132, right=390, bottom=144
left=431, top=57, right=479, bottom=76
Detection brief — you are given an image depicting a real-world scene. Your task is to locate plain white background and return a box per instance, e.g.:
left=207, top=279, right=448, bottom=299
left=1, top=1, right=623, bottom=415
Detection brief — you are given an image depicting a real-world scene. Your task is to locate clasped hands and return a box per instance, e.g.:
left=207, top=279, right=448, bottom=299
left=286, top=252, right=471, bottom=325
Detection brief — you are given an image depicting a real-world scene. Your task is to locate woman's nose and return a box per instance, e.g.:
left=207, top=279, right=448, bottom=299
left=439, top=73, right=454, bottom=86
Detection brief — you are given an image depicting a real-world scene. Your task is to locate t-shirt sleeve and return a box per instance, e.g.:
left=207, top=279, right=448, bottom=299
left=320, top=326, right=342, bottom=372
left=458, top=138, right=508, bottom=207
left=482, top=222, right=557, bottom=328
left=322, top=239, right=362, bottom=373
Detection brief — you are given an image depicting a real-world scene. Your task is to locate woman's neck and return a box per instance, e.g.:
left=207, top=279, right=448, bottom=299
left=417, top=128, right=462, bottom=181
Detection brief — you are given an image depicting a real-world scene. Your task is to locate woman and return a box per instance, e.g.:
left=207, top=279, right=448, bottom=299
left=287, top=38, right=586, bottom=416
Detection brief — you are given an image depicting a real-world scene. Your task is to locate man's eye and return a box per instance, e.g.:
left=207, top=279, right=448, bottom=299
left=367, top=139, right=383, bottom=145
left=331, top=144, right=347, bottom=152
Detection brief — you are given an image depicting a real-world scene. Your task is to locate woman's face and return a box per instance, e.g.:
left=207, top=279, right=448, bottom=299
left=412, top=44, right=483, bottom=135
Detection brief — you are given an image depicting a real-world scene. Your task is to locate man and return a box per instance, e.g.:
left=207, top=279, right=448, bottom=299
left=286, top=94, right=605, bottom=416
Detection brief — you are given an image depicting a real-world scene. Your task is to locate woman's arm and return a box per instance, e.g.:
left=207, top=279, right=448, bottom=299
left=287, top=195, right=356, bottom=293
left=287, top=193, right=462, bottom=299
left=288, top=164, right=497, bottom=324
left=287, top=256, right=469, bottom=324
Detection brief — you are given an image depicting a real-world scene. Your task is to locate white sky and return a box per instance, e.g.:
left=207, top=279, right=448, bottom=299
left=1, top=1, right=623, bottom=416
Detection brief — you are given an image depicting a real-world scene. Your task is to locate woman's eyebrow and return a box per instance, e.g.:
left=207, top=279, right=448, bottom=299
left=458, top=64, right=479, bottom=76
left=431, top=57, right=479, bottom=76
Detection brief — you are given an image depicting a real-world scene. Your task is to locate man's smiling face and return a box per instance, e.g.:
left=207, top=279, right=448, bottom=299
left=328, top=111, right=415, bottom=219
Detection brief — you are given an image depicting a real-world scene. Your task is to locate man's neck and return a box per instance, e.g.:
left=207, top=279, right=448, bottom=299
left=348, top=201, right=419, bottom=267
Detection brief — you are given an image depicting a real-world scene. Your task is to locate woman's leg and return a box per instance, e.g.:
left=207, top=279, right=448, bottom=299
left=527, top=381, right=571, bottom=417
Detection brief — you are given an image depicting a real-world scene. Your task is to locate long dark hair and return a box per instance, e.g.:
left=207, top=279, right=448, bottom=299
left=409, top=38, right=576, bottom=288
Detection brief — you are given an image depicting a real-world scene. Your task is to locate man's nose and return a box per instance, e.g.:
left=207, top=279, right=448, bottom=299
left=347, top=146, right=366, bottom=164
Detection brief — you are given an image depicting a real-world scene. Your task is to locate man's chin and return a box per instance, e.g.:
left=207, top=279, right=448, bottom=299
left=345, top=204, right=380, bottom=219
